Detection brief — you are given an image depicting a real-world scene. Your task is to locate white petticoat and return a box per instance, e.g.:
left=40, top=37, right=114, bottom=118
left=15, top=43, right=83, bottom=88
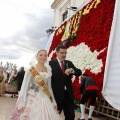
left=20, top=93, right=62, bottom=120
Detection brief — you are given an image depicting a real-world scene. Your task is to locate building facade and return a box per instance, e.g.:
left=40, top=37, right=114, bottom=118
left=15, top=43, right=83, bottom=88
left=51, top=0, right=89, bottom=27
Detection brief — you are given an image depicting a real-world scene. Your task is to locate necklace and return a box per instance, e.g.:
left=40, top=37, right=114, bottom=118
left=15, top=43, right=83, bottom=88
left=36, top=64, right=45, bottom=72
left=41, top=66, right=45, bottom=72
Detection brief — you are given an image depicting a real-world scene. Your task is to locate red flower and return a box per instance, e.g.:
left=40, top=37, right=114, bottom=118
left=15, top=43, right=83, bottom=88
left=72, top=77, right=81, bottom=100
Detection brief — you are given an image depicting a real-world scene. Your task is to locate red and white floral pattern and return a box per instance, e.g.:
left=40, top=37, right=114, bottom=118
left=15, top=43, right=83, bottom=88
left=48, top=0, right=115, bottom=100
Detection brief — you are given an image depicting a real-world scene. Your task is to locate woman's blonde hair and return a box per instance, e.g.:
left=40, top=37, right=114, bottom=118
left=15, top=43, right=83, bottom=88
left=37, top=49, right=47, bottom=56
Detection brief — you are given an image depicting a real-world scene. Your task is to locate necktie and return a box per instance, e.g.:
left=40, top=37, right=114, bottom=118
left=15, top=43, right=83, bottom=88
left=61, top=61, right=65, bottom=73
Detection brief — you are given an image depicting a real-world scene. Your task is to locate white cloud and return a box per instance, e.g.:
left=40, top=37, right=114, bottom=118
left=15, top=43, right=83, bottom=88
left=0, top=0, right=54, bottom=70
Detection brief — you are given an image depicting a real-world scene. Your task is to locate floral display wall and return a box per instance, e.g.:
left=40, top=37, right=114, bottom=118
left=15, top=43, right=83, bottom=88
left=48, top=0, right=115, bottom=100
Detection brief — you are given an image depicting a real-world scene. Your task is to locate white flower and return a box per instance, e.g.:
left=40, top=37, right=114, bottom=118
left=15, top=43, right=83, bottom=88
left=66, top=43, right=104, bottom=74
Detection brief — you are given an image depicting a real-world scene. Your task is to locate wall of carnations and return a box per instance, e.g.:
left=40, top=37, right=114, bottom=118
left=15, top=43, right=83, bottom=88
left=47, top=0, right=115, bottom=101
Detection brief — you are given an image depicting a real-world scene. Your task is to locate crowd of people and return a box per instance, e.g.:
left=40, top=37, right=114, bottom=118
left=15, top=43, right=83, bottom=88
left=1, top=45, right=99, bottom=120
left=0, top=66, right=25, bottom=98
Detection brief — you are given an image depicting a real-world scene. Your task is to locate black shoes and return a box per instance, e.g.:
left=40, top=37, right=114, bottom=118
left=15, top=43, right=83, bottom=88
left=77, top=118, right=92, bottom=120
left=13, top=94, right=16, bottom=98
left=11, top=94, right=16, bottom=98
left=77, top=118, right=85, bottom=120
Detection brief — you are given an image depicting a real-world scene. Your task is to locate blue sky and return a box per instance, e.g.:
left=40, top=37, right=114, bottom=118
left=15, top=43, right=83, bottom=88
left=0, top=0, right=54, bottom=69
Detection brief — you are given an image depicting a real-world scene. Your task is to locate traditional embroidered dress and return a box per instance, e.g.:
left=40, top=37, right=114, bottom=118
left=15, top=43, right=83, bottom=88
left=0, top=74, right=6, bottom=96
left=5, top=72, right=18, bottom=94
left=10, top=64, right=61, bottom=120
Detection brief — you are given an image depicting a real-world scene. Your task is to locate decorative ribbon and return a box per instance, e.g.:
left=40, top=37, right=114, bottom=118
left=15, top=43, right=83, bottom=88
left=29, top=66, right=51, bottom=99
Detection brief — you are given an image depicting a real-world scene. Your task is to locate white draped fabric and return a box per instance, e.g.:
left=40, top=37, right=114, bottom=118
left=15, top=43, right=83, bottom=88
left=102, top=0, right=120, bottom=110
left=44, top=32, right=55, bottom=52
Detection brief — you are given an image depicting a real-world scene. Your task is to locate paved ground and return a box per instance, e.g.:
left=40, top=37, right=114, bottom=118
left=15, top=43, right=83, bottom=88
left=0, top=94, right=107, bottom=120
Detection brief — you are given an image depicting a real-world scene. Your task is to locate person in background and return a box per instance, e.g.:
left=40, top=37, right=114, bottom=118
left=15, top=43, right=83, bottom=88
left=16, top=66, right=25, bottom=96
left=49, top=45, right=82, bottom=120
left=78, top=74, right=98, bottom=120
left=8, top=69, right=18, bottom=98
left=0, top=69, right=7, bottom=96
left=10, top=49, right=61, bottom=120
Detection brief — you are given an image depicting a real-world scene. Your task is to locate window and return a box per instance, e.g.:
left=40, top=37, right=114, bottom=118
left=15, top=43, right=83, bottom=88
left=62, top=11, right=68, bottom=21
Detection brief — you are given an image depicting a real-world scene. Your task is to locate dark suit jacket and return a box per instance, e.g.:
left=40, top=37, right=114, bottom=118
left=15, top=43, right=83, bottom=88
left=16, top=70, right=25, bottom=83
left=49, top=59, right=82, bottom=104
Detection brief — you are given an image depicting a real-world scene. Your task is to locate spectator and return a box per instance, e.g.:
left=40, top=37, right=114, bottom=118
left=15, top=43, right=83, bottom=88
left=16, top=67, right=25, bottom=95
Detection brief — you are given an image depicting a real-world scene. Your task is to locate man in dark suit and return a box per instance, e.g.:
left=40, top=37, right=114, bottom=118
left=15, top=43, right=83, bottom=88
left=16, top=66, right=25, bottom=96
left=49, top=45, right=82, bottom=120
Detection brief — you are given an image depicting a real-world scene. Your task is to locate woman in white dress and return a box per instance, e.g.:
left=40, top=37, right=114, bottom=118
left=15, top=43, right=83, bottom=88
left=10, top=49, right=61, bottom=120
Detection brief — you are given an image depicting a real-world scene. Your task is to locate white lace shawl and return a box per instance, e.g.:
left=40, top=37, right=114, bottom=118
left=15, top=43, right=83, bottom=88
left=17, top=63, right=56, bottom=110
